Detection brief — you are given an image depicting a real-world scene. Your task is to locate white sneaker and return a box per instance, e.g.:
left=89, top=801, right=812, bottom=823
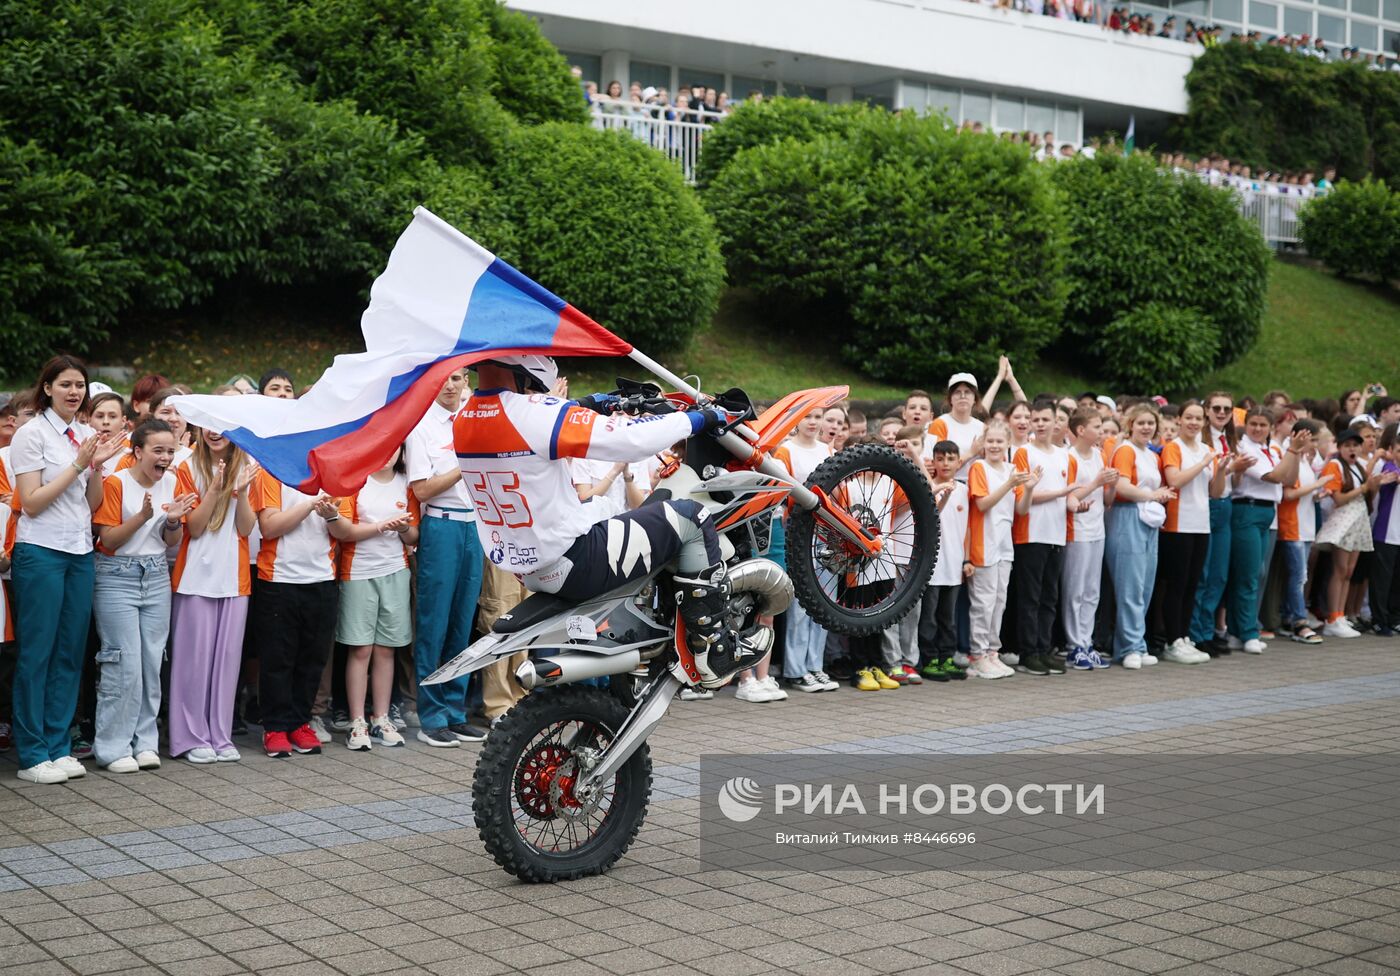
left=104, top=756, right=139, bottom=774
left=1305, top=613, right=1325, bottom=629
left=346, top=718, right=372, bottom=751
left=812, top=670, right=839, bottom=691
left=136, top=751, right=161, bottom=770
left=1141, top=653, right=1159, bottom=666
left=678, top=687, right=714, bottom=701
left=215, top=747, right=241, bottom=762
left=184, top=748, right=217, bottom=764
left=1187, top=646, right=1212, bottom=663
left=968, top=657, right=1005, bottom=679
left=308, top=716, right=332, bottom=743
left=1243, top=639, right=1267, bottom=654
left=999, top=652, right=1020, bottom=668
left=54, top=755, right=86, bottom=778
left=760, top=676, right=788, bottom=701
left=1162, top=642, right=1201, bottom=665
left=952, top=651, right=970, bottom=668
left=734, top=678, right=774, bottom=703
left=1122, top=652, right=1143, bottom=670
left=369, top=715, right=405, bottom=747
left=1322, top=619, right=1360, bottom=639
left=791, top=673, right=825, bottom=693
left=17, top=761, right=68, bottom=784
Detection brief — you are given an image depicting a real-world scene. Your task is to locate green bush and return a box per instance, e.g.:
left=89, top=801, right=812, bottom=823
left=694, top=97, right=874, bottom=189
left=0, top=137, right=131, bottom=370
left=493, top=123, right=724, bottom=353
left=1050, top=153, right=1270, bottom=368
left=1299, top=179, right=1400, bottom=280
left=1099, top=304, right=1219, bottom=394
left=705, top=111, right=1066, bottom=384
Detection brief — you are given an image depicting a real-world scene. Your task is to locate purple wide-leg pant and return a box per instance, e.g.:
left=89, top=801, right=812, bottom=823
left=168, top=594, right=248, bottom=756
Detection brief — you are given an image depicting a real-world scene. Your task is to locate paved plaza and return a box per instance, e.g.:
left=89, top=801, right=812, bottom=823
left=3, top=639, right=1400, bottom=976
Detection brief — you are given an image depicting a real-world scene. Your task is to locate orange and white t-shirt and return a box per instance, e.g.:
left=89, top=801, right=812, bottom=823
left=1162, top=438, right=1211, bottom=534
left=337, top=472, right=420, bottom=581
left=92, top=469, right=178, bottom=557
left=251, top=470, right=335, bottom=584
left=1012, top=443, right=1075, bottom=546
left=1066, top=445, right=1108, bottom=543
left=967, top=459, right=1018, bottom=568
left=1111, top=442, right=1162, bottom=501
left=171, top=460, right=252, bottom=598
left=1278, top=460, right=1319, bottom=543
left=924, top=414, right=984, bottom=478
left=0, top=447, right=10, bottom=641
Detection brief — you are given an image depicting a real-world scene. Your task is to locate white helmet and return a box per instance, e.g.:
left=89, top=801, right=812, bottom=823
left=487, top=354, right=558, bottom=394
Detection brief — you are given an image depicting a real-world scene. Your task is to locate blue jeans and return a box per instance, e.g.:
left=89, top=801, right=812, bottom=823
left=1281, top=540, right=1311, bottom=626
left=92, top=554, right=171, bottom=765
left=783, top=599, right=827, bottom=678
left=1229, top=502, right=1275, bottom=642
left=413, top=514, right=483, bottom=731
left=1105, top=505, right=1158, bottom=659
left=12, top=544, right=94, bottom=769
left=1189, top=497, right=1233, bottom=644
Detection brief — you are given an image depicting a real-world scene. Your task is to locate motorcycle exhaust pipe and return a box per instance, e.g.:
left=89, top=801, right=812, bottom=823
left=517, top=650, right=642, bottom=690
left=727, top=558, right=794, bottom=616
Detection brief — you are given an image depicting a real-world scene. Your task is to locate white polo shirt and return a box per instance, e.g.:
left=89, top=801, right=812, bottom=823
left=10, top=408, right=97, bottom=555
left=1233, top=436, right=1282, bottom=504
left=406, top=401, right=476, bottom=517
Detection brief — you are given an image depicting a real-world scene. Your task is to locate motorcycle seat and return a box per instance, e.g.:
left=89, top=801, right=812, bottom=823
left=492, top=591, right=576, bottom=635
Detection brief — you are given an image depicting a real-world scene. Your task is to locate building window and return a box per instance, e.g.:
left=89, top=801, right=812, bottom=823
left=783, top=82, right=828, bottom=101
left=629, top=60, right=671, bottom=92
left=731, top=75, right=778, bottom=99
left=1026, top=101, right=1056, bottom=135
left=1213, top=0, right=1244, bottom=22
left=679, top=68, right=725, bottom=96
left=1354, top=0, right=1379, bottom=15
left=1172, top=0, right=1209, bottom=15
left=1057, top=106, right=1080, bottom=145
left=1352, top=21, right=1378, bottom=49
left=962, top=91, right=992, bottom=125
left=1386, top=28, right=1400, bottom=53
left=1282, top=6, right=1312, bottom=36
left=560, top=51, right=602, bottom=87
left=1386, top=0, right=1400, bottom=22
left=901, top=83, right=929, bottom=113
left=1318, top=12, right=1346, bottom=41
left=1249, top=0, right=1277, bottom=29
left=929, top=86, right=961, bottom=121
left=1316, top=0, right=1344, bottom=10
left=995, top=96, right=1026, bottom=131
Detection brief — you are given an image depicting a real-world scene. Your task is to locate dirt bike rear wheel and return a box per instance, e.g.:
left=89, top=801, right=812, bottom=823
left=473, top=685, right=651, bottom=883
left=786, top=443, right=940, bottom=637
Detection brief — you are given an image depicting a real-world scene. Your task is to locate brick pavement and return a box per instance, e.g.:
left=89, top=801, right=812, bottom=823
left=2, top=638, right=1399, bottom=975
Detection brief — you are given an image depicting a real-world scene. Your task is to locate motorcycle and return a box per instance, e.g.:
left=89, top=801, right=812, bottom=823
left=423, top=365, right=940, bottom=883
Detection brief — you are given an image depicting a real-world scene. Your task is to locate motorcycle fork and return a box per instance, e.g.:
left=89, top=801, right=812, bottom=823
left=574, top=670, right=682, bottom=802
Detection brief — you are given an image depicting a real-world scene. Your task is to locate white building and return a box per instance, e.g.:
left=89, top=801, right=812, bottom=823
left=509, top=0, right=1216, bottom=146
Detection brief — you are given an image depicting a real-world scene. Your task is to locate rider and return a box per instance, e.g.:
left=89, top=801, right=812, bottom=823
left=453, top=355, right=750, bottom=688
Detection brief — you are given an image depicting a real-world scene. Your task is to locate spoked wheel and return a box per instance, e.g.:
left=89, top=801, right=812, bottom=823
left=786, top=443, right=939, bottom=636
left=473, top=685, right=651, bottom=883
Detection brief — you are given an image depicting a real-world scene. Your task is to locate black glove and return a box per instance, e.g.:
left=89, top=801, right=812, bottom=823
left=575, top=393, right=622, bottom=415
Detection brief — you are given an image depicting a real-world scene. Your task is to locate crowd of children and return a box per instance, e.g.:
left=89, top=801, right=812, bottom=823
left=773, top=360, right=1400, bottom=694
left=2, top=353, right=1398, bottom=786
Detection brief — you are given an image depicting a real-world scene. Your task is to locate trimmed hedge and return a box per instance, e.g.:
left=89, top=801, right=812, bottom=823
left=1049, top=153, right=1270, bottom=369
left=1100, top=304, right=1219, bottom=394
left=694, top=97, right=874, bottom=189
left=494, top=124, right=724, bottom=353
left=705, top=111, right=1067, bottom=384
left=1299, top=179, right=1400, bottom=280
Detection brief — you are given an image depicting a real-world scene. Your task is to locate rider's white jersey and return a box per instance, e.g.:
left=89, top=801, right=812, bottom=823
left=453, top=389, right=694, bottom=587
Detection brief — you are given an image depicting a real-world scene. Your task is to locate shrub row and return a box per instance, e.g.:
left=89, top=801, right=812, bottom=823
left=703, top=101, right=1270, bottom=391
left=1299, top=179, right=1400, bottom=281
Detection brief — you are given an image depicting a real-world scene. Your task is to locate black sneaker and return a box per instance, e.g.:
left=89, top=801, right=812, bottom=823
left=416, top=728, right=461, bottom=748
left=448, top=723, right=487, bottom=743
left=1043, top=655, right=1066, bottom=675
left=1019, top=655, right=1050, bottom=676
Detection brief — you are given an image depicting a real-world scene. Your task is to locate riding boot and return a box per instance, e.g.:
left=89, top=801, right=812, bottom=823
left=672, top=565, right=753, bottom=689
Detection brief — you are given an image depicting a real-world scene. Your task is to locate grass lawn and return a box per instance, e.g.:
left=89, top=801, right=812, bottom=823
left=42, top=258, right=1400, bottom=405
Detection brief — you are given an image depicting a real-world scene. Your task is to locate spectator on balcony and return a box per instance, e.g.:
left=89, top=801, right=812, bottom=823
left=717, top=92, right=732, bottom=114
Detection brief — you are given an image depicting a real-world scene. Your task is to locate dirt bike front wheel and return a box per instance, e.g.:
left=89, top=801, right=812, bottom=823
left=786, top=443, right=940, bottom=637
left=473, top=685, right=651, bottom=883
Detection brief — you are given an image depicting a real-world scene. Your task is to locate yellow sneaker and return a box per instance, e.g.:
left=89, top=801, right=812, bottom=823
left=871, top=667, right=901, bottom=690
left=854, top=668, right=880, bottom=691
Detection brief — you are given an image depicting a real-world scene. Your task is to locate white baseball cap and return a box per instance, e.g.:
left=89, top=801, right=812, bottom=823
left=947, top=372, right=978, bottom=391
left=88, top=381, right=114, bottom=397
left=1096, top=395, right=1116, bottom=410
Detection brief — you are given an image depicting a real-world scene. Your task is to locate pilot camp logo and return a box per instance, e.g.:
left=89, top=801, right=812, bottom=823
left=717, top=777, right=764, bottom=822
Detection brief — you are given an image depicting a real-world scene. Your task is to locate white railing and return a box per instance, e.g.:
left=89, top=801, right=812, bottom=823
left=589, top=97, right=717, bottom=183
left=1233, top=188, right=1307, bottom=247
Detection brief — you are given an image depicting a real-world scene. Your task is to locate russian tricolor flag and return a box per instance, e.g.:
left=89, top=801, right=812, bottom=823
left=173, top=208, right=633, bottom=497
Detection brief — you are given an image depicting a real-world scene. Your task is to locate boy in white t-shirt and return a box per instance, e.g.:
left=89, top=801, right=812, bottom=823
left=1061, top=408, right=1118, bottom=670
left=918, top=440, right=970, bottom=682
left=781, top=409, right=838, bottom=693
